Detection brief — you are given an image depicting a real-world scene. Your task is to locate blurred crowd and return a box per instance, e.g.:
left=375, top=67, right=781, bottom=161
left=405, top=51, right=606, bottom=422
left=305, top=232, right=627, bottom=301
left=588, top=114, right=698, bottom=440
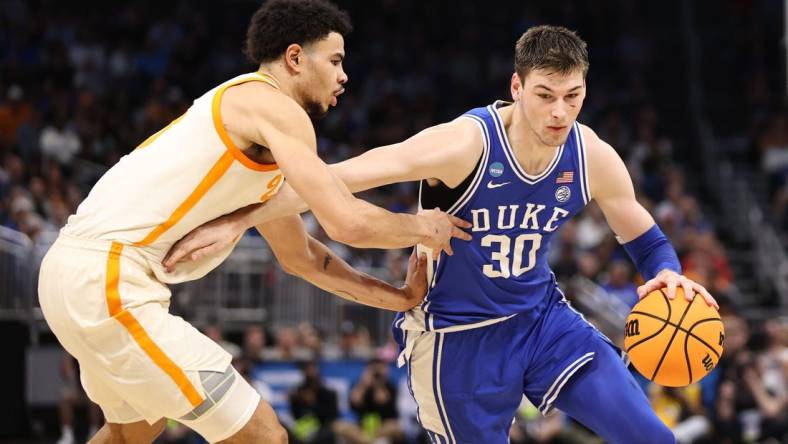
left=1, top=0, right=785, bottom=443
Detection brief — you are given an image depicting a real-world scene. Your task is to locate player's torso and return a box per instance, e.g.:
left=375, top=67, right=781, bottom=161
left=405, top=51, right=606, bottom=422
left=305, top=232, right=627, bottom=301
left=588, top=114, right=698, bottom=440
left=401, top=101, right=591, bottom=332
left=62, top=72, right=284, bottom=283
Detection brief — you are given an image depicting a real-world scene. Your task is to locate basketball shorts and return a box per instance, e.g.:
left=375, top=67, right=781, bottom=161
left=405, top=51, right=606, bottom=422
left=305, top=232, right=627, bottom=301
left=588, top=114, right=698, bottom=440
left=393, top=287, right=628, bottom=444
left=38, top=234, right=260, bottom=442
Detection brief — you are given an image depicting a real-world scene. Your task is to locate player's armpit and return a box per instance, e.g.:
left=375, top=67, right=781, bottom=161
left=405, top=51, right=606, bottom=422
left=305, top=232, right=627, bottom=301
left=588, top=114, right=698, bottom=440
left=583, top=124, right=654, bottom=242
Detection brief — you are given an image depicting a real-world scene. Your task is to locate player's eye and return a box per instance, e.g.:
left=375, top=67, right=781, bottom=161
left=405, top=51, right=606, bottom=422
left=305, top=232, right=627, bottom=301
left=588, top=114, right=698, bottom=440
left=537, top=94, right=551, bottom=99
left=331, top=59, right=341, bottom=66
left=566, top=94, right=579, bottom=99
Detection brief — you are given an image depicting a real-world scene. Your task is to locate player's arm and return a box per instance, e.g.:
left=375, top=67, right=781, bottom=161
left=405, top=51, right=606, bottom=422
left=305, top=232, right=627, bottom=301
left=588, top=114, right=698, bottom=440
left=223, top=83, right=470, bottom=251
left=583, top=125, right=717, bottom=308
left=163, top=118, right=481, bottom=269
left=226, top=118, right=481, bottom=227
left=255, top=214, right=427, bottom=312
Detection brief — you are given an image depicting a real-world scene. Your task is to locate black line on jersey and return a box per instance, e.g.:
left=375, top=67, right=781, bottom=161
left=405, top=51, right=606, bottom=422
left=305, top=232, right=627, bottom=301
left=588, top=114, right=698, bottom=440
left=650, top=292, right=695, bottom=380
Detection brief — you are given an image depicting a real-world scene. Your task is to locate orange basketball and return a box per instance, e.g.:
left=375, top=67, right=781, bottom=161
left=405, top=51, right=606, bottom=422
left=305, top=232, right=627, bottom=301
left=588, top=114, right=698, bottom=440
left=623, top=288, right=724, bottom=387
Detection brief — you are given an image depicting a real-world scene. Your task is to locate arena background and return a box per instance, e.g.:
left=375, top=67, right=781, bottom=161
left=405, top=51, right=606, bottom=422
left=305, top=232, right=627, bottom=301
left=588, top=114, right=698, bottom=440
left=0, top=0, right=786, bottom=443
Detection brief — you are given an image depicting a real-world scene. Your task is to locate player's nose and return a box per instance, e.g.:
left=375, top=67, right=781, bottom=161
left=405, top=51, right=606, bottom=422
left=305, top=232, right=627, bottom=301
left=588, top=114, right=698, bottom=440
left=338, top=69, right=348, bottom=85
left=550, top=103, right=567, bottom=120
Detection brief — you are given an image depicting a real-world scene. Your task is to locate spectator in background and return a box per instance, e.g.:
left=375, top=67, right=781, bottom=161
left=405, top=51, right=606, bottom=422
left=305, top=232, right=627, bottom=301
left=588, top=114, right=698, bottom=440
left=289, top=361, right=342, bottom=444
left=758, top=112, right=788, bottom=194
left=649, top=384, right=710, bottom=444
left=299, top=321, right=325, bottom=360
left=601, top=259, right=639, bottom=312
left=712, top=314, right=759, bottom=444
left=202, top=322, right=241, bottom=360
left=242, top=324, right=267, bottom=367
left=265, top=326, right=311, bottom=361
left=742, top=317, right=788, bottom=442
left=56, top=353, right=102, bottom=444
left=39, top=110, right=81, bottom=166
left=350, top=358, right=404, bottom=444
left=0, top=84, right=32, bottom=147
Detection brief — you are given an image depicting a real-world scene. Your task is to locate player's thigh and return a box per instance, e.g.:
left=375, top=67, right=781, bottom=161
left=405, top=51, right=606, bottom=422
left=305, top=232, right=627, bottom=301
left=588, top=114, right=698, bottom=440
left=553, top=338, right=675, bottom=444
left=217, top=398, right=288, bottom=444
left=74, top=301, right=250, bottom=438
left=405, top=327, right=525, bottom=444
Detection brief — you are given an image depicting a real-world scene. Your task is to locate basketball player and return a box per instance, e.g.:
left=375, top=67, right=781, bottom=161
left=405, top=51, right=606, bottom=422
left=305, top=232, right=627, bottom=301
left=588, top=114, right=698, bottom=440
left=165, top=26, right=720, bottom=443
left=37, top=1, right=472, bottom=443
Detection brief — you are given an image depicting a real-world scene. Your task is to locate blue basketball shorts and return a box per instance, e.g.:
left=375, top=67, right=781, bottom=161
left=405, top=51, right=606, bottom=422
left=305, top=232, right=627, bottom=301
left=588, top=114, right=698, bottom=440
left=393, top=290, right=674, bottom=444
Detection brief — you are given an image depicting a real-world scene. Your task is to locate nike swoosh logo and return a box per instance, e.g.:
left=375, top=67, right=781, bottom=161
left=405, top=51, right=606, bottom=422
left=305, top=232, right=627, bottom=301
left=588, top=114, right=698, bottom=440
left=487, top=180, right=511, bottom=189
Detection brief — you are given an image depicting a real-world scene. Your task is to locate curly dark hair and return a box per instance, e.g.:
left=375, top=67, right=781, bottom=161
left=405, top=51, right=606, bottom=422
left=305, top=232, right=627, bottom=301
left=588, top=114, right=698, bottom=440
left=244, top=0, right=352, bottom=65
left=515, top=25, right=589, bottom=81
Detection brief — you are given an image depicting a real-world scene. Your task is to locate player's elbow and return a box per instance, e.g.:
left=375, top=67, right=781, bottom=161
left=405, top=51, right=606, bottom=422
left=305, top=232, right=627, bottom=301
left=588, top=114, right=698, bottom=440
left=278, top=253, right=312, bottom=277
left=323, top=219, right=369, bottom=247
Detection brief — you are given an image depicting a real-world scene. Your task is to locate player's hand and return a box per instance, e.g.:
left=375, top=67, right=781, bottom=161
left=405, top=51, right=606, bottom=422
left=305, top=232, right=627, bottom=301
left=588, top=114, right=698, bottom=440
left=399, top=250, right=429, bottom=311
left=637, top=269, right=719, bottom=309
left=418, top=207, right=472, bottom=260
left=162, top=214, right=245, bottom=272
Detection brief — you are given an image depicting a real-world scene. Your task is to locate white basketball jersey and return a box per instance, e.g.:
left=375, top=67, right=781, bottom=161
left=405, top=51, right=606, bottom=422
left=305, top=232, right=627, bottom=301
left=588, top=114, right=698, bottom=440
left=63, top=72, right=284, bottom=283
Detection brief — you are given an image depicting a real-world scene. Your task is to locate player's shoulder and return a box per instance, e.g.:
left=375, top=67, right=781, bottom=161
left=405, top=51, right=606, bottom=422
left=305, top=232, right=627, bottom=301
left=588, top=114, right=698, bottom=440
left=224, top=81, right=312, bottom=133
left=451, top=116, right=485, bottom=136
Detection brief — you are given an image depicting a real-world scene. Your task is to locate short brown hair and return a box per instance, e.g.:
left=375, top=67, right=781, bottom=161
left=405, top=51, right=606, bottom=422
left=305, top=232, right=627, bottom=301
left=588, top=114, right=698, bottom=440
left=514, top=25, right=589, bottom=81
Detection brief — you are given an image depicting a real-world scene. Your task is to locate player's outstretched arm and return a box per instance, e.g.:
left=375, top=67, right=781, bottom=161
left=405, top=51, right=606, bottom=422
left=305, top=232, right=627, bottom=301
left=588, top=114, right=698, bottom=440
left=583, top=125, right=718, bottom=308
left=223, top=118, right=481, bottom=228
left=256, top=214, right=427, bottom=312
left=222, top=82, right=469, bottom=252
left=163, top=118, right=481, bottom=269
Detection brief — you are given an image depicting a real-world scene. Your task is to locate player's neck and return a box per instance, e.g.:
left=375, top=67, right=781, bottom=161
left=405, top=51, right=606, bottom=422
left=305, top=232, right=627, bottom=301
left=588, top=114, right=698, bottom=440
left=257, top=64, right=302, bottom=107
left=503, top=104, right=560, bottom=176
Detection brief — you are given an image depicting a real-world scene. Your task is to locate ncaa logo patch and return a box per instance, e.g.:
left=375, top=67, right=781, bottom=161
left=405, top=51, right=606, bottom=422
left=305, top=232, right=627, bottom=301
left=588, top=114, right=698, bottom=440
left=555, top=186, right=571, bottom=202
left=489, top=162, right=505, bottom=177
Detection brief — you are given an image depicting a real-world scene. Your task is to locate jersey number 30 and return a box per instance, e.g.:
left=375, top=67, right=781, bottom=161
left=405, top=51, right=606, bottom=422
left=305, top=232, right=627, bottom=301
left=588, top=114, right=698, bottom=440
left=481, top=234, right=542, bottom=278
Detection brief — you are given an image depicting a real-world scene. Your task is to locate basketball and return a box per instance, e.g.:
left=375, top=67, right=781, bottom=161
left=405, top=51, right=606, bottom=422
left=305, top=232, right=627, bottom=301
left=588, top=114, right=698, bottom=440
left=624, top=288, right=725, bottom=387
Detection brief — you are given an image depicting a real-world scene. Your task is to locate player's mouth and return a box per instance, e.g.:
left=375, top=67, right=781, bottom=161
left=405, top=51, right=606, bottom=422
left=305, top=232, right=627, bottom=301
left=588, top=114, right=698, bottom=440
left=330, top=87, right=345, bottom=107
left=546, top=125, right=566, bottom=132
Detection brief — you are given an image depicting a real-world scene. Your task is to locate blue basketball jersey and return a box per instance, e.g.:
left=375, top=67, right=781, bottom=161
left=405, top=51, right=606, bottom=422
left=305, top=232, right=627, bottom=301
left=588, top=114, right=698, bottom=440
left=396, top=101, right=591, bottom=332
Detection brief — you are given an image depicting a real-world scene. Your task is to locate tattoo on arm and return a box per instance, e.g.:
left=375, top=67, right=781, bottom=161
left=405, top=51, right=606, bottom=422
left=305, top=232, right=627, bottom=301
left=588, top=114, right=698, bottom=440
left=335, top=290, right=358, bottom=301
left=323, top=254, right=333, bottom=271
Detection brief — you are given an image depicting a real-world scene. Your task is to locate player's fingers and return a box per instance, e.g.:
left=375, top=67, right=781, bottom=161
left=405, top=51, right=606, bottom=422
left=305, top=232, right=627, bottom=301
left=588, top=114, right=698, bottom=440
left=190, top=242, right=220, bottom=262
left=637, top=279, right=658, bottom=298
left=451, top=226, right=472, bottom=241
left=681, top=279, right=694, bottom=302
left=443, top=240, right=454, bottom=257
left=163, top=240, right=194, bottom=270
left=695, top=284, right=719, bottom=309
left=666, top=278, right=678, bottom=299
left=407, top=250, right=417, bottom=272
left=449, top=213, right=473, bottom=229
left=418, top=253, right=427, bottom=273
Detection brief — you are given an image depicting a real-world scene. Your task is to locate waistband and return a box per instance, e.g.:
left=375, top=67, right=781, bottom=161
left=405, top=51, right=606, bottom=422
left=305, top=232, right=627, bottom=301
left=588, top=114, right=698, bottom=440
left=54, top=232, right=151, bottom=268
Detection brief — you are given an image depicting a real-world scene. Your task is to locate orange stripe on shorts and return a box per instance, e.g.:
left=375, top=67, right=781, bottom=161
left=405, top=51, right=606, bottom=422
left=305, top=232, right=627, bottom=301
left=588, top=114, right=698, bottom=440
left=105, top=241, right=204, bottom=407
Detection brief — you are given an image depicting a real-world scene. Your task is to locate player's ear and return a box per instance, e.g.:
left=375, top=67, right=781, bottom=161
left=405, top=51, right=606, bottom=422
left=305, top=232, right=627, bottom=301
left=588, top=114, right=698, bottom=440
left=510, top=72, right=522, bottom=102
left=284, top=44, right=304, bottom=73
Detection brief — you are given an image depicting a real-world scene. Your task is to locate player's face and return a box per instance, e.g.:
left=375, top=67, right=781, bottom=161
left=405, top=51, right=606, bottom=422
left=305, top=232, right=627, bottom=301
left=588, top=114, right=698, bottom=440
left=300, top=32, right=348, bottom=118
left=513, top=68, right=586, bottom=147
